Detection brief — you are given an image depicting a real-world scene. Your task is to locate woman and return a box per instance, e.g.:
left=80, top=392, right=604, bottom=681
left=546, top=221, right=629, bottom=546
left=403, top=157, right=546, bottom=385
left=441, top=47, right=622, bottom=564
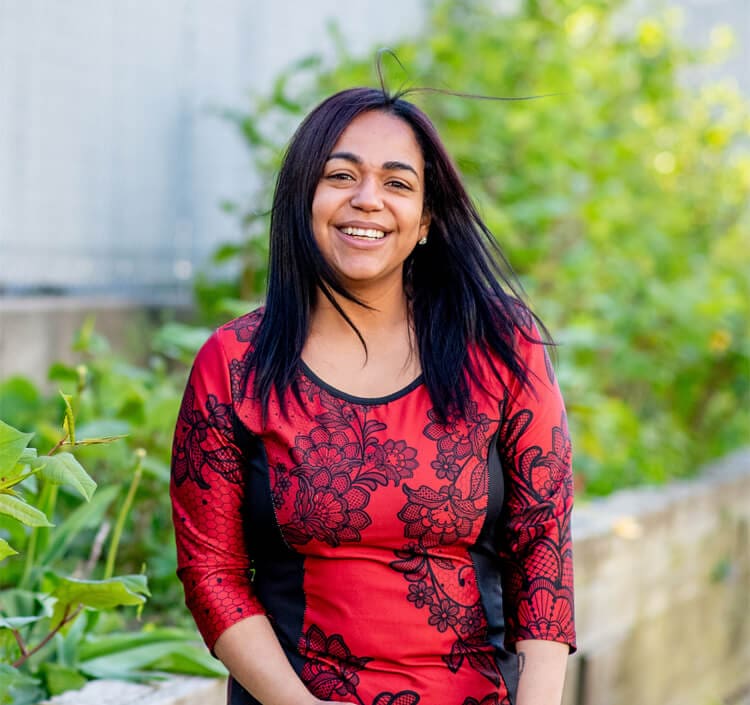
left=171, top=87, right=575, bottom=705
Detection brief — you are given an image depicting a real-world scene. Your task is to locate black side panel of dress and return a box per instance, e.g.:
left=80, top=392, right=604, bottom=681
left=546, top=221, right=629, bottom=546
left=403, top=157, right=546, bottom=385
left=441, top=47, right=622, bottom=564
left=229, top=421, right=306, bottom=705
left=468, top=431, right=520, bottom=705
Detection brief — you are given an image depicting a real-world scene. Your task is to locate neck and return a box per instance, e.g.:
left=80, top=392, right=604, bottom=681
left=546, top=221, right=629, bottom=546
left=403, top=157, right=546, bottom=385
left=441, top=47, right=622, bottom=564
left=311, top=279, right=410, bottom=337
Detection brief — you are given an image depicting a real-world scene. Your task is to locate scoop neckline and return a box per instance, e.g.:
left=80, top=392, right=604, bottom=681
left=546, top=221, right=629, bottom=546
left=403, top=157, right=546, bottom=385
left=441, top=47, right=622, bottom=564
left=298, top=359, right=424, bottom=406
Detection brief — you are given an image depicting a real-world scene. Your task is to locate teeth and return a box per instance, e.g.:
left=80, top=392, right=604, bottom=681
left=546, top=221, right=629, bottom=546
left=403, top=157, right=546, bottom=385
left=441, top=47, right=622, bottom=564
left=340, top=226, right=386, bottom=240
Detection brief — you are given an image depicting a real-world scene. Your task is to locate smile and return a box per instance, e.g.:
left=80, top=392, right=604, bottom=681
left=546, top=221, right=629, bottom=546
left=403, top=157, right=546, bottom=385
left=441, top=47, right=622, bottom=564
left=338, top=226, right=387, bottom=240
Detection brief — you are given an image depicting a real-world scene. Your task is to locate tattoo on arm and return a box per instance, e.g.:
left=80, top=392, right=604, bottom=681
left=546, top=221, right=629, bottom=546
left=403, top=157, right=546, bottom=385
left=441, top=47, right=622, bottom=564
left=518, top=650, right=526, bottom=675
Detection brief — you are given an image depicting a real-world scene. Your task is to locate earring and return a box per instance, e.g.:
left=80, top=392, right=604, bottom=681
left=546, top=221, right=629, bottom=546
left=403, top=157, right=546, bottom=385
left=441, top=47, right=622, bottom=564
left=418, top=237, right=428, bottom=245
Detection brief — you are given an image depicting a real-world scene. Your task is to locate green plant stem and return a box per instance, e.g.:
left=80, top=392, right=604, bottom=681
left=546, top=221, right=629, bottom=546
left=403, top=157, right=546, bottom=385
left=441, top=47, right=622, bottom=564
left=103, top=455, right=144, bottom=579
left=36, top=482, right=58, bottom=559
left=19, top=481, right=56, bottom=590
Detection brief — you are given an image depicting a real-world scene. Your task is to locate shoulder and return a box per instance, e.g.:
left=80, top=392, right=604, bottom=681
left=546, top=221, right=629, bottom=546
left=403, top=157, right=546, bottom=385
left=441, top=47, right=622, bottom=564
left=210, top=306, right=266, bottom=359
left=190, top=306, right=265, bottom=387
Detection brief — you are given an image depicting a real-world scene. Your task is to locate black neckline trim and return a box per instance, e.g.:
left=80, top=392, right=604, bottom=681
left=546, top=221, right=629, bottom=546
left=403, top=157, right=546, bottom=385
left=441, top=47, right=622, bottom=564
left=298, top=360, right=424, bottom=406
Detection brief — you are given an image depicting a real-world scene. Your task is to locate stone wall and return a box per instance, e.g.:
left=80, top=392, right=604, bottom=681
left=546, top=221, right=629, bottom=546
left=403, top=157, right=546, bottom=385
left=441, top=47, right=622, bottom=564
left=563, top=449, right=750, bottom=705
left=0, top=296, right=184, bottom=388
left=41, top=452, right=750, bottom=705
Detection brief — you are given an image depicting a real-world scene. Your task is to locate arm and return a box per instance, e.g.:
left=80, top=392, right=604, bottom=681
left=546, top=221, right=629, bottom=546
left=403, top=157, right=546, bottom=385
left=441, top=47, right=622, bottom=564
left=515, top=639, right=569, bottom=705
left=497, top=324, right=576, bottom=703
left=215, top=616, right=354, bottom=705
left=171, top=334, right=348, bottom=705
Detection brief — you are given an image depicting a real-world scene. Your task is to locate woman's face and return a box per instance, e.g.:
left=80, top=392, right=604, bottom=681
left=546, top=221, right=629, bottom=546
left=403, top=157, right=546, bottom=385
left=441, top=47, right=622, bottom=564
left=311, top=110, right=430, bottom=296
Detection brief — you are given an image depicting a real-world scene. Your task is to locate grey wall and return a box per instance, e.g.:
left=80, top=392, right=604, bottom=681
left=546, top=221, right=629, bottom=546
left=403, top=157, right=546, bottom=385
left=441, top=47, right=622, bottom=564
left=0, top=0, right=746, bottom=300
left=0, top=0, right=424, bottom=299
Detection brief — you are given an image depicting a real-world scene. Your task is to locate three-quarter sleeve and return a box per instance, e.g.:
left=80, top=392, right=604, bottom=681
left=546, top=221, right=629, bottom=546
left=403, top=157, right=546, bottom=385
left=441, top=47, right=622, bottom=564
left=170, top=331, right=266, bottom=651
left=497, top=325, right=576, bottom=652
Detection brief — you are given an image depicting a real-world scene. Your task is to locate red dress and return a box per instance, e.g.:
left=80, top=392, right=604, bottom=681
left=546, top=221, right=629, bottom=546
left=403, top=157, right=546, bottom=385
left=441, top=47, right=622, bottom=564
left=171, top=309, right=575, bottom=705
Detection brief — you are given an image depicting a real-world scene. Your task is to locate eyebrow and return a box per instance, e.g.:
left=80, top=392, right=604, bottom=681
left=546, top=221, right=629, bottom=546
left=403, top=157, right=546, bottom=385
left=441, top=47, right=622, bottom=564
left=327, top=151, right=419, bottom=178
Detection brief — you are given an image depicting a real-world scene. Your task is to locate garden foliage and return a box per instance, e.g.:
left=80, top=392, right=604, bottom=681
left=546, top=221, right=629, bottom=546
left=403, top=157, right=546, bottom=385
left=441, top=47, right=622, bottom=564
left=212, top=0, right=750, bottom=494
left=0, top=322, right=222, bottom=703
left=0, top=0, right=748, bottom=699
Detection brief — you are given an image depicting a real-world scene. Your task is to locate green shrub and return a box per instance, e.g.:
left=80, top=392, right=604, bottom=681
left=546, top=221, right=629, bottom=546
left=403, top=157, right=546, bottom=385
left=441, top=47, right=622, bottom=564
left=0, top=324, right=222, bottom=703
left=206, top=0, right=749, bottom=495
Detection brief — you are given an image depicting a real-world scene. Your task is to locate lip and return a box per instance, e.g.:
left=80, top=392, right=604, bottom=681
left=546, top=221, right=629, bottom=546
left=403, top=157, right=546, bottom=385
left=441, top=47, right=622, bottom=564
left=334, top=220, right=391, bottom=233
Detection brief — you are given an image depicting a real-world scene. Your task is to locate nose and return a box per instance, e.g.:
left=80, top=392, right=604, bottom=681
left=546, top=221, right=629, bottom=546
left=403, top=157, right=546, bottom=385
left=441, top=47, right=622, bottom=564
left=350, top=175, right=383, bottom=211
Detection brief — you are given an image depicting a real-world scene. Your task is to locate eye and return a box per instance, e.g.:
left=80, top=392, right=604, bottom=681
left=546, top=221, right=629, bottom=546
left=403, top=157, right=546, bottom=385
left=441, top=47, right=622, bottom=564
left=326, top=172, right=354, bottom=182
left=387, top=179, right=412, bottom=190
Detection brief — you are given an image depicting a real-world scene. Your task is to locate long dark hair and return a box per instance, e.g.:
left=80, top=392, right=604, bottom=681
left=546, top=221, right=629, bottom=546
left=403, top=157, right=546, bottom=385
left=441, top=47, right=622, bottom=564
left=247, top=86, right=547, bottom=420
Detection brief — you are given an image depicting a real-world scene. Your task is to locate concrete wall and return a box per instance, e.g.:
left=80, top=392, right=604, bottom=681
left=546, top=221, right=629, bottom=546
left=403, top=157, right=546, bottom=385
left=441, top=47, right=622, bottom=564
left=0, top=296, right=175, bottom=386
left=564, top=449, right=750, bottom=705
left=42, top=450, right=750, bottom=705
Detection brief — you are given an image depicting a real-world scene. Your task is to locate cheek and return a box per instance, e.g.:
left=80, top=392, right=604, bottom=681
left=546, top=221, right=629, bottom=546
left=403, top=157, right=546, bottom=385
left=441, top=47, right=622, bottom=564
left=311, top=189, right=338, bottom=228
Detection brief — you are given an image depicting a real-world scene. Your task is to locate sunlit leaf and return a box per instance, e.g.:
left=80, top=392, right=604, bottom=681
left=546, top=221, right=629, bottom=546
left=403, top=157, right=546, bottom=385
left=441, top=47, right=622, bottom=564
left=44, top=572, right=150, bottom=612
left=0, top=493, right=53, bottom=527
left=60, top=391, right=76, bottom=445
left=37, top=452, right=96, bottom=501
left=0, top=538, right=18, bottom=562
left=0, top=420, right=34, bottom=473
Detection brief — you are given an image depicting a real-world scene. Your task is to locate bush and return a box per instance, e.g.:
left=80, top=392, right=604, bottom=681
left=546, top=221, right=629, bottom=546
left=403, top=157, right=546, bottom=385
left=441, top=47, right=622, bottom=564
left=0, top=322, right=223, bottom=703
left=207, top=0, right=749, bottom=495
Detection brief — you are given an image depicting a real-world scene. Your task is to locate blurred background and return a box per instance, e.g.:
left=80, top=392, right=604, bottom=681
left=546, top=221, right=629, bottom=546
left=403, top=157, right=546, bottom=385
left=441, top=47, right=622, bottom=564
left=0, top=1, right=748, bottom=704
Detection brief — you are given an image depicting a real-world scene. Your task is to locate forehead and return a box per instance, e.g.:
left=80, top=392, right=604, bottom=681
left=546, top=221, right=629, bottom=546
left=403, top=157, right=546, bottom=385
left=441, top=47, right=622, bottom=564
left=330, top=111, right=424, bottom=171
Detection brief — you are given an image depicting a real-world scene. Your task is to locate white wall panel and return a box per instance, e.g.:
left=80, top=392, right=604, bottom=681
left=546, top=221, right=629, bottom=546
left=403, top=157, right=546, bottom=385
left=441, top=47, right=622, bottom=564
left=0, top=0, right=424, bottom=298
left=0, top=0, right=744, bottom=299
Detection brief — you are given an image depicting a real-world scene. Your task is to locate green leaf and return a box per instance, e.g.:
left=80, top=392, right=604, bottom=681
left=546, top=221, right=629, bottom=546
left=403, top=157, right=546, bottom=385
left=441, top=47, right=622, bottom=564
left=77, top=627, right=201, bottom=660
left=47, top=362, right=80, bottom=384
left=19, top=447, right=38, bottom=462
left=0, top=493, right=53, bottom=527
left=57, top=609, right=89, bottom=667
left=0, top=377, right=41, bottom=431
left=39, top=662, right=88, bottom=696
left=0, top=419, right=34, bottom=473
left=141, top=456, right=171, bottom=482
left=79, top=641, right=224, bottom=679
left=44, top=572, right=150, bottom=611
left=0, top=538, right=18, bottom=561
left=39, top=485, right=120, bottom=566
left=0, top=664, right=43, bottom=705
left=60, top=391, right=76, bottom=445
left=72, top=315, right=110, bottom=355
left=0, top=615, right=43, bottom=629
left=117, top=573, right=151, bottom=598
left=37, top=452, right=96, bottom=501
left=147, top=644, right=227, bottom=677
left=151, top=323, right=212, bottom=362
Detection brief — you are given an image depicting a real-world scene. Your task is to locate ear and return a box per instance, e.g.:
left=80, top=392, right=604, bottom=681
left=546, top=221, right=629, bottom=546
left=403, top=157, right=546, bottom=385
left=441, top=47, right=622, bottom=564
left=419, top=210, right=431, bottom=237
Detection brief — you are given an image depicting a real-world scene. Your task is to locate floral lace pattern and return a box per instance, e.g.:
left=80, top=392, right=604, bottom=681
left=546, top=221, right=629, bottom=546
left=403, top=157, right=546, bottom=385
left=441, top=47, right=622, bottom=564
left=273, top=381, right=419, bottom=547
left=301, top=625, right=421, bottom=705
left=172, top=387, right=242, bottom=489
left=391, top=402, right=503, bottom=687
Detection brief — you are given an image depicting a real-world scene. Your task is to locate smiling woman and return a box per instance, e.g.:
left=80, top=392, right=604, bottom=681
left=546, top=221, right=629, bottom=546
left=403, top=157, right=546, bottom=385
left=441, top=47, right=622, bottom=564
left=170, top=86, right=576, bottom=705
left=311, top=111, right=430, bottom=294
